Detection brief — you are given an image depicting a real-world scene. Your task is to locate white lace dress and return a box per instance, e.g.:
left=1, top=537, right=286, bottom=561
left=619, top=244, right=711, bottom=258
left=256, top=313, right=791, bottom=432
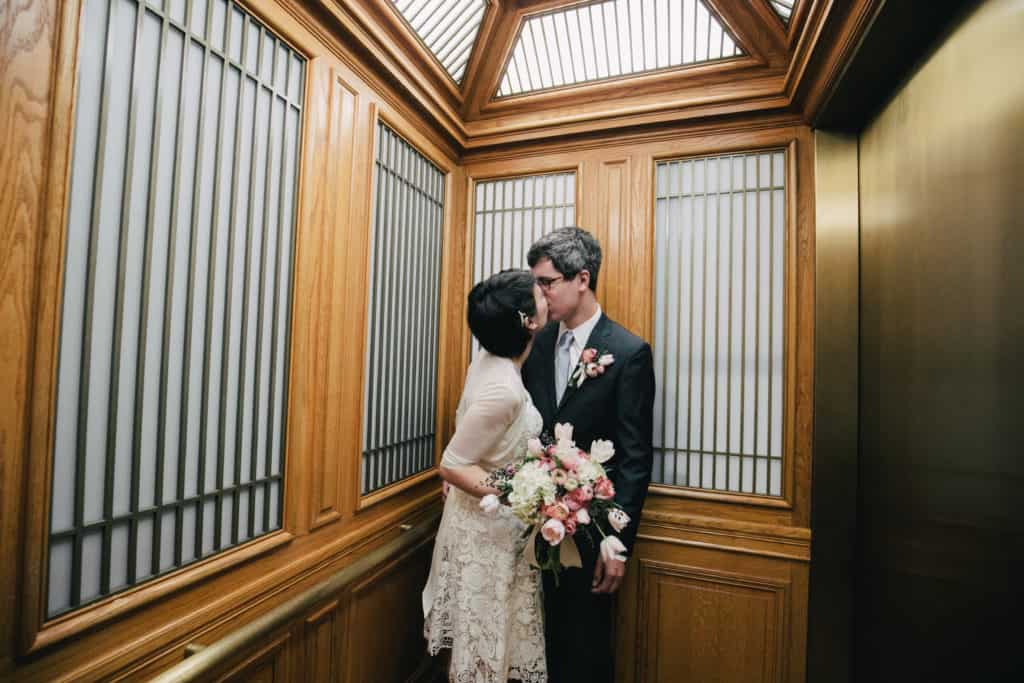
left=422, top=351, right=547, bottom=683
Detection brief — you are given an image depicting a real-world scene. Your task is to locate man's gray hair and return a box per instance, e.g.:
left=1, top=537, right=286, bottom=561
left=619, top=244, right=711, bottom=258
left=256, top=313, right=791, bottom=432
left=527, top=226, right=602, bottom=291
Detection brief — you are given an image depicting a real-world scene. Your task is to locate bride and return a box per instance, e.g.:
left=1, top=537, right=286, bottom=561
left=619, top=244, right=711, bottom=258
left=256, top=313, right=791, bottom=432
left=422, top=269, right=548, bottom=683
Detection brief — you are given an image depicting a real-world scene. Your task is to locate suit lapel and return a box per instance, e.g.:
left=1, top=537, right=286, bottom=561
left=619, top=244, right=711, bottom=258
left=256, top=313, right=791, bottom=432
left=556, top=314, right=613, bottom=414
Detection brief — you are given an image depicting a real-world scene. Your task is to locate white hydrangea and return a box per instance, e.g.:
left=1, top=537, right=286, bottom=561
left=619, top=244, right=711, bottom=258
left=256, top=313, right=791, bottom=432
left=574, top=460, right=607, bottom=485
left=508, top=461, right=557, bottom=523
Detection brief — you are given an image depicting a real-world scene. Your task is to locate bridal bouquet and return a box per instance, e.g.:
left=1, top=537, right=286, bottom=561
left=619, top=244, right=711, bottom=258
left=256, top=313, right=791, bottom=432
left=481, top=423, right=630, bottom=581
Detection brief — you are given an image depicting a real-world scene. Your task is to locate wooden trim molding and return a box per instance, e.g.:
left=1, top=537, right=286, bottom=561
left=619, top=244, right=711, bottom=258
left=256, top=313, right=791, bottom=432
left=28, top=532, right=294, bottom=656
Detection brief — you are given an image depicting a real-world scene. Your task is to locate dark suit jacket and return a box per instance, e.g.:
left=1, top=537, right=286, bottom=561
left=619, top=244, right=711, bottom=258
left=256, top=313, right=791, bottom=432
left=522, top=314, right=655, bottom=553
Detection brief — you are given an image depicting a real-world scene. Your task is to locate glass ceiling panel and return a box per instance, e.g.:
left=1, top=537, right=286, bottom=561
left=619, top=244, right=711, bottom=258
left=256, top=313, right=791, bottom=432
left=769, top=0, right=795, bottom=24
left=498, top=0, right=744, bottom=98
left=391, top=0, right=487, bottom=83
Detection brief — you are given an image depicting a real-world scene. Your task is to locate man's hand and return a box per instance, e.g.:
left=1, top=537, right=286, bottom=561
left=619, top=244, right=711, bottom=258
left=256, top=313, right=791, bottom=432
left=591, top=555, right=626, bottom=594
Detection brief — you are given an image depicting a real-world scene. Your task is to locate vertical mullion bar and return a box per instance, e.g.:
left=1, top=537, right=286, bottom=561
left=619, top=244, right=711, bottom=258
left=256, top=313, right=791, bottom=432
left=672, top=163, right=686, bottom=487
left=274, top=89, right=301, bottom=523
left=72, top=0, right=118, bottom=607
left=740, top=154, right=748, bottom=492
left=660, top=168, right=672, bottom=483
left=428, top=172, right=443, bottom=467
left=396, top=142, right=412, bottom=484
left=657, top=166, right=671, bottom=484
left=698, top=159, right=709, bottom=488
left=168, top=0, right=213, bottom=569
left=215, top=11, right=249, bottom=548
left=265, top=52, right=291, bottom=529
left=418, top=165, right=432, bottom=473
left=726, top=155, right=734, bottom=491
left=157, top=0, right=194, bottom=572
left=572, top=10, right=587, bottom=80
left=102, top=0, right=145, bottom=596
left=639, top=0, right=647, bottom=70
left=693, top=0, right=699, bottom=65
left=768, top=154, right=776, bottom=495
left=409, top=157, right=423, bottom=477
left=196, top=4, right=234, bottom=560
left=685, top=160, right=696, bottom=487
left=706, top=0, right=712, bottom=62
left=233, top=25, right=264, bottom=544
left=407, top=153, right=422, bottom=478
left=380, top=132, right=400, bottom=490
left=372, top=133, right=392, bottom=492
left=248, top=41, right=278, bottom=539
left=130, top=10, right=171, bottom=585
left=386, top=142, right=404, bottom=487
left=363, top=132, right=384, bottom=493
left=754, top=155, right=762, bottom=494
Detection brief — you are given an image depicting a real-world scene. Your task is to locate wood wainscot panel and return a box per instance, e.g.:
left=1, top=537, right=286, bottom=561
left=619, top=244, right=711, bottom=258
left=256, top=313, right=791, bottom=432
left=304, top=599, right=342, bottom=682
left=342, top=533, right=436, bottom=682
left=636, top=559, right=787, bottom=683
left=617, top=530, right=809, bottom=683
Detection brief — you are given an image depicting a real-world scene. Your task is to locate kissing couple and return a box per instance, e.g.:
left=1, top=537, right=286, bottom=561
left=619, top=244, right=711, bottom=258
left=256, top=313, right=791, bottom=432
left=422, top=227, right=656, bottom=682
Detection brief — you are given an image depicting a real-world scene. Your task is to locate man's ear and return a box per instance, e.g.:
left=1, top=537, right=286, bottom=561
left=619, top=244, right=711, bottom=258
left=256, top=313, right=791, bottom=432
left=578, top=269, right=591, bottom=290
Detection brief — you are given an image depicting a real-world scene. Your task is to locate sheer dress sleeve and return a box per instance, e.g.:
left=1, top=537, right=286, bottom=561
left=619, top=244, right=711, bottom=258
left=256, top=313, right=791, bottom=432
left=441, top=380, right=521, bottom=468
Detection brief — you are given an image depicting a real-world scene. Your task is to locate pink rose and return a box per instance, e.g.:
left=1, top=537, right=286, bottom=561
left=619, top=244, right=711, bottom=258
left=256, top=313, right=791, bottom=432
left=541, top=518, right=566, bottom=546
left=575, top=508, right=591, bottom=525
left=581, top=348, right=598, bottom=364
left=564, top=518, right=577, bottom=536
left=594, top=478, right=616, bottom=500
left=546, top=444, right=558, bottom=458
left=564, top=496, right=581, bottom=512
left=543, top=503, right=570, bottom=521
left=538, top=457, right=555, bottom=471
left=575, top=485, right=594, bottom=502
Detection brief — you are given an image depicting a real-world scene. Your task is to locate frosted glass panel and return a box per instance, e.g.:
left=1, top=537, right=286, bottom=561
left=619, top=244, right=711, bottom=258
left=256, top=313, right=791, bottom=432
left=498, top=0, right=743, bottom=97
left=390, top=0, right=487, bottom=82
left=652, top=151, right=786, bottom=497
left=361, top=123, right=446, bottom=495
left=470, top=171, right=576, bottom=358
left=48, top=0, right=304, bottom=617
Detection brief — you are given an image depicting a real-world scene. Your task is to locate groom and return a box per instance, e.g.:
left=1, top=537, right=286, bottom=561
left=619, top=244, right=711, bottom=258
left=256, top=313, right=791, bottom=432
left=523, top=227, right=655, bottom=683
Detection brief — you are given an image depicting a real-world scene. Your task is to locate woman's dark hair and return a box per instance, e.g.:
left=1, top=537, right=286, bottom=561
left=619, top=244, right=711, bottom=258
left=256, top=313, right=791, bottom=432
left=467, top=269, right=537, bottom=358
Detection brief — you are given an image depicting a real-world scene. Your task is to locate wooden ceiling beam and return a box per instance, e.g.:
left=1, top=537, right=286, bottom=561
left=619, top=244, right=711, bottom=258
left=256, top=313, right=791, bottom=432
left=710, top=0, right=790, bottom=68
left=458, top=1, right=506, bottom=109
left=461, top=2, right=525, bottom=118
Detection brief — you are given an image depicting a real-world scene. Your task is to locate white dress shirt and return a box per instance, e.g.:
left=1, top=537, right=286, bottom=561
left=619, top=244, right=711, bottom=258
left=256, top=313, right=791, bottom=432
left=558, top=305, right=603, bottom=373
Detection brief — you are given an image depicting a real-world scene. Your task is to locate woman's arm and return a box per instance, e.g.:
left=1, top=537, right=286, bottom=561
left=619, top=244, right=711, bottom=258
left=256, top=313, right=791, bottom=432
left=439, top=379, right=520, bottom=498
left=439, top=463, right=500, bottom=498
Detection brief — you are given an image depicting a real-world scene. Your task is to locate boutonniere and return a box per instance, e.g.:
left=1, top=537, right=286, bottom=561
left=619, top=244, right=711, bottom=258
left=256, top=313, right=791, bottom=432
left=569, top=348, right=614, bottom=388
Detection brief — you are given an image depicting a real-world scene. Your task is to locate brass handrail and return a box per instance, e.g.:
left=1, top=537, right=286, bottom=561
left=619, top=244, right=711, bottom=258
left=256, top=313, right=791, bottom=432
left=149, top=511, right=440, bottom=682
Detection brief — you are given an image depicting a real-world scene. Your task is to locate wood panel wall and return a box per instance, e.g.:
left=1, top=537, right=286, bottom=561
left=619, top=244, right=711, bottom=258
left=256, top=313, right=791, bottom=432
left=1, top=0, right=835, bottom=678
left=0, top=0, right=458, bottom=679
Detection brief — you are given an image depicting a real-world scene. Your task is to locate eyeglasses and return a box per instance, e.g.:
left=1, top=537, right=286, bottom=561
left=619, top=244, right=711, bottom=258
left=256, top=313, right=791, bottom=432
left=535, top=275, right=566, bottom=291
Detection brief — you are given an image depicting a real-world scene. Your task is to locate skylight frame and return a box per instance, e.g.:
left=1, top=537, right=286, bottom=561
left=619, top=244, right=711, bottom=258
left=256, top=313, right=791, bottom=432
left=496, top=0, right=747, bottom=99
left=389, top=0, right=490, bottom=85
